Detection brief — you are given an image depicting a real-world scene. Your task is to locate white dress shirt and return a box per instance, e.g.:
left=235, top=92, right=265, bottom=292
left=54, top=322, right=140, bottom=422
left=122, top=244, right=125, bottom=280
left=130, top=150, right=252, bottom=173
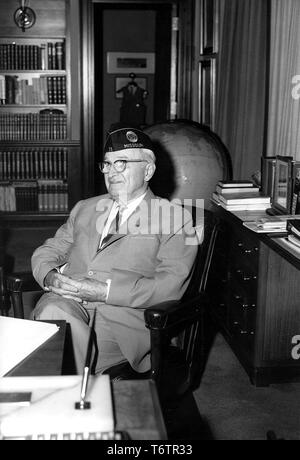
left=99, top=192, right=147, bottom=247
left=100, top=191, right=147, bottom=298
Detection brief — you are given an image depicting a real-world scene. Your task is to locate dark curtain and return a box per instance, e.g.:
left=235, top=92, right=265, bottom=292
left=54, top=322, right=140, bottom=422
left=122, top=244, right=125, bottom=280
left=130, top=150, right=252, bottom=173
left=215, top=0, right=268, bottom=179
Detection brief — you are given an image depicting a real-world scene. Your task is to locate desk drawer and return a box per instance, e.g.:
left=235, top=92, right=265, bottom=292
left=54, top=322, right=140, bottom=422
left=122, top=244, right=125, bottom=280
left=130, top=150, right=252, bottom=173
left=230, top=227, right=259, bottom=274
left=229, top=290, right=256, bottom=336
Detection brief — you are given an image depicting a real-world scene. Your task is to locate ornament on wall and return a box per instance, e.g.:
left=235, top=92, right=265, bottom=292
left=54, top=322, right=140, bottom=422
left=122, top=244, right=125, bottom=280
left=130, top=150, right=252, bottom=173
left=14, top=0, right=36, bottom=32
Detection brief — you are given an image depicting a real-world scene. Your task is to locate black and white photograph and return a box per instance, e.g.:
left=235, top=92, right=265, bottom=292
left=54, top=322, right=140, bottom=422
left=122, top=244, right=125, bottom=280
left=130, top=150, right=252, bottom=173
left=0, top=0, right=299, bottom=446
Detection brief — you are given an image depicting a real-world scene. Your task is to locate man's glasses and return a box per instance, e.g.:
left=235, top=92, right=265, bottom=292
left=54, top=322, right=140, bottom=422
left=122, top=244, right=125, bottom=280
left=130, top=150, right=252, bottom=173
left=99, top=159, right=148, bottom=174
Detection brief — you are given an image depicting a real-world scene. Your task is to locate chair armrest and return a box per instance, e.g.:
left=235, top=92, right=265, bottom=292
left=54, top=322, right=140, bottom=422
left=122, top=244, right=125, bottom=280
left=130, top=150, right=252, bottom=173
left=6, top=272, right=39, bottom=293
left=144, top=293, right=209, bottom=383
left=144, top=293, right=209, bottom=331
left=6, top=272, right=40, bottom=319
left=0, top=266, right=6, bottom=313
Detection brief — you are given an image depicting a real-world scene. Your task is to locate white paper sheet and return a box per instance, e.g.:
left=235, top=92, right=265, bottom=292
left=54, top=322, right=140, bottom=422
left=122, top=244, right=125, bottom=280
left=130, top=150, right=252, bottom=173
left=0, top=316, right=59, bottom=377
left=0, top=375, right=114, bottom=438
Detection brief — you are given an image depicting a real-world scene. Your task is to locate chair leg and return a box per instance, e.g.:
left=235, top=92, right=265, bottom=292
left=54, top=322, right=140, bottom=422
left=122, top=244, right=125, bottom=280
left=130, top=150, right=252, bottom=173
left=0, top=293, right=11, bottom=316
left=6, top=276, right=25, bottom=319
left=9, top=291, right=25, bottom=319
left=0, top=267, right=11, bottom=316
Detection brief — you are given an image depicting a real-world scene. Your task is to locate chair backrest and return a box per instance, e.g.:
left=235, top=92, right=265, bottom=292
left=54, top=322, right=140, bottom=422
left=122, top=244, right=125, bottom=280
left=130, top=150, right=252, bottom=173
left=0, top=266, right=5, bottom=315
left=177, top=209, right=221, bottom=391
left=143, top=120, right=232, bottom=395
left=6, top=272, right=41, bottom=319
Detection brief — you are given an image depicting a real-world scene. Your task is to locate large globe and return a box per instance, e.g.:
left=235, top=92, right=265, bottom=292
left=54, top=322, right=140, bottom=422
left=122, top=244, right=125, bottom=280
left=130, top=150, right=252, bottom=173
left=144, top=120, right=232, bottom=207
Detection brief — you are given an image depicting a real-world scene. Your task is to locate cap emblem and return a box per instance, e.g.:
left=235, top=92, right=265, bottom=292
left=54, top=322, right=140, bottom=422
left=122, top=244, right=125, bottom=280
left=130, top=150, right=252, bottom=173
left=126, top=131, right=138, bottom=143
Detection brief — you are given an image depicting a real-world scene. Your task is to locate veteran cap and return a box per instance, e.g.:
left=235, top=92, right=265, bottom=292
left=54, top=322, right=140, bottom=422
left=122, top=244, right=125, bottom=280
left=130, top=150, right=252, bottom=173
left=104, top=126, right=154, bottom=153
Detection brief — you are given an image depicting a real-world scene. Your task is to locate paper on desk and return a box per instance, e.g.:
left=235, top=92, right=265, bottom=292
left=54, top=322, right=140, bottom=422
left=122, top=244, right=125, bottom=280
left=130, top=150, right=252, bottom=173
left=0, top=375, right=114, bottom=438
left=243, top=221, right=287, bottom=233
left=0, top=316, right=59, bottom=377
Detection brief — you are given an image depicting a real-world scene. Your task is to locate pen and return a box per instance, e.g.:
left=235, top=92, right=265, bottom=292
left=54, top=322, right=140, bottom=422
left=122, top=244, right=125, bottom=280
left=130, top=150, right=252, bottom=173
left=75, top=308, right=97, bottom=410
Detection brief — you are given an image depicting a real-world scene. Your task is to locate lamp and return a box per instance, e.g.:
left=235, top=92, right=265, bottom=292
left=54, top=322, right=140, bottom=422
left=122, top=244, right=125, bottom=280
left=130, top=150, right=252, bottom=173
left=14, top=0, right=36, bottom=32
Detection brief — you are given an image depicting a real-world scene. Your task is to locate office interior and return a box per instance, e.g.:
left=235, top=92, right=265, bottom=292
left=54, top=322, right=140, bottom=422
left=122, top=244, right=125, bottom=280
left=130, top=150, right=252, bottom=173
left=0, top=0, right=300, bottom=441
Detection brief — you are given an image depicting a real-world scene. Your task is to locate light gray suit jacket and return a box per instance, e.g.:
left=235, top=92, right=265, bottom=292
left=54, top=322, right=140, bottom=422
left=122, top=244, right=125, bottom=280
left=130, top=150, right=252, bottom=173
left=31, top=189, right=198, bottom=372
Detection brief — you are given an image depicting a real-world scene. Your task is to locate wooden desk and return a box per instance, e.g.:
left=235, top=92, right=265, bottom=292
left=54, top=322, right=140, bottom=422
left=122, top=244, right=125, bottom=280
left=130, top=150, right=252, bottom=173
left=112, top=380, right=166, bottom=440
left=5, top=320, right=167, bottom=440
left=210, top=205, right=300, bottom=386
left=6, top=321, right=69, bottom=377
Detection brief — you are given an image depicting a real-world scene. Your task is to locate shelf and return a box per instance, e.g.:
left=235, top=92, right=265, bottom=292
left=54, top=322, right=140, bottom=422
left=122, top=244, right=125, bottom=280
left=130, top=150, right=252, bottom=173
left=0, top=212, right=69, bottom=222
left=0, top=105, right=66, bottom=109
left=0, top=70, right=66, bottom=74
left=0, top=36, right=66, bottom=41
left=0, top=140, right=79, bottom=146
left=0, top=0, right=82, bottom=214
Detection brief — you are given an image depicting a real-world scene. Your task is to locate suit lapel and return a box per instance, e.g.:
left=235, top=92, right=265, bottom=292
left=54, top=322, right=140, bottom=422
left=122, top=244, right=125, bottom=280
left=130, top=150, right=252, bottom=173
left=97, top=189, right=155, bottom=253
left=89, top=196, right=113, bottom=259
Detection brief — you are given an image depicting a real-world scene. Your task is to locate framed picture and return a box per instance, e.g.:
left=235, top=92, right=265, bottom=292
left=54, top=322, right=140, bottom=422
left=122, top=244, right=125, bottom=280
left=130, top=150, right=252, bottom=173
left=107, top=52, right=155, bottom=74
left=261, top=156, right=276, bottom=199
left=273, top=156, right=294, bottom=214
left=198, top=58, right=216, bottom=129
left=115, top=77, right=147, bottom=99
left=200, top=0, right=219, bottom=54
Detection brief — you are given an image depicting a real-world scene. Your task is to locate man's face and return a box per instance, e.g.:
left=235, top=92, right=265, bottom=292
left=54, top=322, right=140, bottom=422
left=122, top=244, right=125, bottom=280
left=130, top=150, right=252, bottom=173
left=104, top=149, right=149, bottom=203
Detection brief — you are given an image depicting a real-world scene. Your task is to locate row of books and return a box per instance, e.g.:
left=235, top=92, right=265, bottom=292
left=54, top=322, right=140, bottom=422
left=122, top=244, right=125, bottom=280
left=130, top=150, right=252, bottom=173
left=212, top=180, right=271, bottom=211
left=0, top=112, right=67, bottom=140
left=0, top=180, right=68, bottom=212
left=0, top=41, right=65, bottom=71
left=0, top=148, right=68, bottom=181
left=0, top=75, right=67, bottom=105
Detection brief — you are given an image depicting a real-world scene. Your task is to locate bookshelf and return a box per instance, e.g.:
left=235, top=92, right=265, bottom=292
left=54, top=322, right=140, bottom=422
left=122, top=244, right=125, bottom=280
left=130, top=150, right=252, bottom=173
left=0, top=0, right=81, bottom=217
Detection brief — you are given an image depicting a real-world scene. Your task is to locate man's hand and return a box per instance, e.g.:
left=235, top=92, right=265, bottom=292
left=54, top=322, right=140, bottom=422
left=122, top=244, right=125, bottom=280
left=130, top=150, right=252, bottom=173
left=44, top=271, right=84, bottom=303
left=45, top=271, right=107, bottom=303
left=59, top=277, right=108, bottom=303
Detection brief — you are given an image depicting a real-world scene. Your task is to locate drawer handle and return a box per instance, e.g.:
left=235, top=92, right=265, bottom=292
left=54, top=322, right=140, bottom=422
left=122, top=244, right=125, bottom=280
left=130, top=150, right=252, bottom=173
left=237, top=243, right=259, bottom=255
left=233, top=321, right=248, bottom=335
left=235, top=269, right=256, bottom=282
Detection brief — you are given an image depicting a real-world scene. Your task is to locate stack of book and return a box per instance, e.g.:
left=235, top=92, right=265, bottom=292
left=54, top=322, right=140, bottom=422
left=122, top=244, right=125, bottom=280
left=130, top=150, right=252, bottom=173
left=0, top=41, right=65, bottom=71
left=286, top=220, right=300, bottom=249
left=243, top=216, right=287, bottom=233
left=0, top=75, right=67, bottom=105
left=212, top=180, right=271, bottom=211
left=0, top=180, right=68, bottom=212
left=0, top=148, right=68, bottom=181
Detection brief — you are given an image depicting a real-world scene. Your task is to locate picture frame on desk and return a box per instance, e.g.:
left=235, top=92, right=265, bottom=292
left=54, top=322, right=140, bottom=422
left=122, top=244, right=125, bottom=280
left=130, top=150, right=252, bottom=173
left=291, top=163, right=300, bottom=214
left=261, top=156, right=276, bottom=199
left=273, top=156, right=293, bottom=214
left=272, top=156, right=300, bottom=215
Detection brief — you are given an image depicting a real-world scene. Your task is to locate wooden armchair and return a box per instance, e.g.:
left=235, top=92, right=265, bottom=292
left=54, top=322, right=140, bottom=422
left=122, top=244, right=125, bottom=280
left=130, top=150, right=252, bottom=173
left=6, top=210, right=219, bottom=399
left=103, top=209, right=220, bottom=399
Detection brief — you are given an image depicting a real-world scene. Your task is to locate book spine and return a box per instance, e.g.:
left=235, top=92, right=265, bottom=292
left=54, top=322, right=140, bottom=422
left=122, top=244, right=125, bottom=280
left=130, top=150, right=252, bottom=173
left=47, top=43, right=53, bottom=70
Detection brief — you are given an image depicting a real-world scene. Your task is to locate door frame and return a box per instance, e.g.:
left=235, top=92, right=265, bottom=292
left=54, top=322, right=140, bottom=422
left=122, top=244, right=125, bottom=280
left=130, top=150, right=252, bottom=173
left=80, top=0, right=193, bottom=198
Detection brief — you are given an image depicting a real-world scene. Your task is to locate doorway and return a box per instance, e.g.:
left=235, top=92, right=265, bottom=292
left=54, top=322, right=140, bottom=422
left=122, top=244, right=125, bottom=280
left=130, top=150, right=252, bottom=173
left=93, top=2, right=174, bottom=194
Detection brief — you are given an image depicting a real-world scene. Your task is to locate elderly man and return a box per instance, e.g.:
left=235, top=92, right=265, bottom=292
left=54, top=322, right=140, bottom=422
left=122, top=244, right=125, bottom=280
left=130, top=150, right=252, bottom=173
left=31, top=127, right=198, bottom=375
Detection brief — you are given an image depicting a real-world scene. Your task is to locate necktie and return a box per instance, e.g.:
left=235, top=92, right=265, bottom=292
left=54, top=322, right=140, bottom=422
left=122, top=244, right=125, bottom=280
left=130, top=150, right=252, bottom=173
left=100, top=209, right=120, bottom=248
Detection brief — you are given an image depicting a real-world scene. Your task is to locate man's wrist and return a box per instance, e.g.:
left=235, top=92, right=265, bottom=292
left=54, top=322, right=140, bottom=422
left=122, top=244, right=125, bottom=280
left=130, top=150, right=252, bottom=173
left=105, top=279, right=111, bottom=301
left=43, top=269, right=58, bottom=290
